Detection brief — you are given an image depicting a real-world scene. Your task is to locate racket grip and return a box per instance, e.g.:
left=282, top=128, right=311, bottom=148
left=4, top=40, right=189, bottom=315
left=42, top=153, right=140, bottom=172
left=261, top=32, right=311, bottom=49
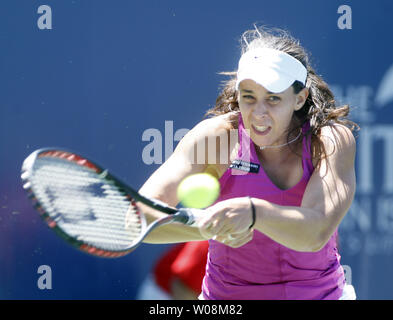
left=177, top=208, right=206, bottom=227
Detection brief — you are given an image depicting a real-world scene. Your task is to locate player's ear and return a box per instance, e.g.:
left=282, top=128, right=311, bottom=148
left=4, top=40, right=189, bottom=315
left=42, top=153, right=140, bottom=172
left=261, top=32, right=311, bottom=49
left=294, top=87, right=309, bottom=111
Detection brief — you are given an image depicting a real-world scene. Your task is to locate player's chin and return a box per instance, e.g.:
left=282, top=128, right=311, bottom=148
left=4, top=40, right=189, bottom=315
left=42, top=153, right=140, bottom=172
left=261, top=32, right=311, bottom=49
left=250, top=134, right=272, bottom=148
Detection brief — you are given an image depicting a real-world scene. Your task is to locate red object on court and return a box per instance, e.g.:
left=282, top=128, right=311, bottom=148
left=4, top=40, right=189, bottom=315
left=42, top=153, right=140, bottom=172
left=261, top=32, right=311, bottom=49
left=153, top=241, right=209, bottom=295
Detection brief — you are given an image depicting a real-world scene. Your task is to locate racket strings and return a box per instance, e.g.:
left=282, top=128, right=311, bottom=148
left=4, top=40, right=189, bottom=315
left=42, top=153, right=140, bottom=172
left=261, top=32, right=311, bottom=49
left=30, top=157, right=143, bottom=251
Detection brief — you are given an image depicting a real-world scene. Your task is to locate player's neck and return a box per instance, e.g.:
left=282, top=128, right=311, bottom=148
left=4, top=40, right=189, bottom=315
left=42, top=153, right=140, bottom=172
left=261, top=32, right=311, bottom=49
left=256, top=141, right=301, bottom=166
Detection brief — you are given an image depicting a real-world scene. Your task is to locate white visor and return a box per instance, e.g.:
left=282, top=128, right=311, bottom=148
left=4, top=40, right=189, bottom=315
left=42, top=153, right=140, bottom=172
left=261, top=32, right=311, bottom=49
left=235, top=48, right=307, bottom=93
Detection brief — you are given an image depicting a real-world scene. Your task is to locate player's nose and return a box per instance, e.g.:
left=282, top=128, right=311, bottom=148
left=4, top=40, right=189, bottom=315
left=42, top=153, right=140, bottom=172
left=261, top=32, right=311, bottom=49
left=252, top=102, right=269, bottom=119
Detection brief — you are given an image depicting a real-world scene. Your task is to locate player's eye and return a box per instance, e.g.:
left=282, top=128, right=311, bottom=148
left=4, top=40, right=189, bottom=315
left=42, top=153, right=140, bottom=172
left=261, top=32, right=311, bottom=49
left=267, top=96, right=281, bottom=103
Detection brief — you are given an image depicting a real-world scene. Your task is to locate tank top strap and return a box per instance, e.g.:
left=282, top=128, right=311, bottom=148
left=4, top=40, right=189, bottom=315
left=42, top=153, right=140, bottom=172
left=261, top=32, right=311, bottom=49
left=238, top=113, right=260, bottom=163
left=301, top=121, right=314, bottom=177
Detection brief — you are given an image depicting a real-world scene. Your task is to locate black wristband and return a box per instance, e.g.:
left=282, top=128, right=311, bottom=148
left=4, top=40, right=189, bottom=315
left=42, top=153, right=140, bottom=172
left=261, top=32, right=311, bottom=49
left=248, top=196, right=256, bottom=229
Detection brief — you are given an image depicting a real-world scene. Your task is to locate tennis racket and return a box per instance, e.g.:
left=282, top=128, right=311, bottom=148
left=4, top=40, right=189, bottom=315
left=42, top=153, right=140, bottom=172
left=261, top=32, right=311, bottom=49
left=21, top=148, right=205, bottom=258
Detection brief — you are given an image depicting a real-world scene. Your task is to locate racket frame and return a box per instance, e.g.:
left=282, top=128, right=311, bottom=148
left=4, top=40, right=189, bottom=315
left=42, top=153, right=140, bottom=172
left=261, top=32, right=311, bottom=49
left=21, top=148, right=193, bottom=258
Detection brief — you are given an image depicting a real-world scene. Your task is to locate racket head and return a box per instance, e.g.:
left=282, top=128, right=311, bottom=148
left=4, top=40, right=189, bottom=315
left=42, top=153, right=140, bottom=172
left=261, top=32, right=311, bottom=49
left=21, top=148, right=150, bottom=258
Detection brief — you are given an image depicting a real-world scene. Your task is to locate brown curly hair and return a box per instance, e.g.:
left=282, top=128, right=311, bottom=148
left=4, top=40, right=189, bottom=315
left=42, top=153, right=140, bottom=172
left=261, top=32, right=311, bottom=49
left=205, top=25, right=359, bottom=169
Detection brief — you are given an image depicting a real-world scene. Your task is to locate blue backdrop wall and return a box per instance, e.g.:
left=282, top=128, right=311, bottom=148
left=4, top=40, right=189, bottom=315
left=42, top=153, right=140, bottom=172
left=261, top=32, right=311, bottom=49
left=1, top=0, right=392, bottom=299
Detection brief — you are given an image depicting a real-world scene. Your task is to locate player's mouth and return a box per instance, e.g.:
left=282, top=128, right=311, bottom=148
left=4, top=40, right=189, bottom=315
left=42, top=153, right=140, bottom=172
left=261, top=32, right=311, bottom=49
left=251, top=124, right=271, bottom=136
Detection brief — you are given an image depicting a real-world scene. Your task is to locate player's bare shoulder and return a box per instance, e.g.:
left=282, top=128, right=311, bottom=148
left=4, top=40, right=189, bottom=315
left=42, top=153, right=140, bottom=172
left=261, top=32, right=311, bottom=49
left=174, top=112, right=238, bottom=177
left=199, top=113, right=239, bottom=177
left=179, top=112, right=237, bottom=145
left=319, top=123, right=356, bottom=166
left=320, top=123, right=355, bottom=150
left=203, top=113, right=237, bottom=137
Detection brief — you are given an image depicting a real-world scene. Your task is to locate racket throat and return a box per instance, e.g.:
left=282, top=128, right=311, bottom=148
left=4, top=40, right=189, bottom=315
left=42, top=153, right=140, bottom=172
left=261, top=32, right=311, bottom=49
left=133, top=209, right=195, bottom=246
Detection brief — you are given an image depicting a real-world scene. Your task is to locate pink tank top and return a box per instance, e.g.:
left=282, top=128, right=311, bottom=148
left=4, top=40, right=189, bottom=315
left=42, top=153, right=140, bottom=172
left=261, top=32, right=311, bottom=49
left=201, top=114, right=345, bottom=300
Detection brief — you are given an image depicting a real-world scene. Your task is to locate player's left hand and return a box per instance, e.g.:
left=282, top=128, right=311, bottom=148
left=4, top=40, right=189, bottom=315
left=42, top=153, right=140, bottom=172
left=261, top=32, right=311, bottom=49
left=198, top=197, right=254, bottom=248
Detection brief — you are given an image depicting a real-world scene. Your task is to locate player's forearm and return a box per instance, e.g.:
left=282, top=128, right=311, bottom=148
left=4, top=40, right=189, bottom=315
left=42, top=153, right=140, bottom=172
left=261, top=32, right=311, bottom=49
left=143, top=222, right=205, bottom=244
left=139, top=202, right=206, bottom=244
left=252, top=198, right=328, bottom=252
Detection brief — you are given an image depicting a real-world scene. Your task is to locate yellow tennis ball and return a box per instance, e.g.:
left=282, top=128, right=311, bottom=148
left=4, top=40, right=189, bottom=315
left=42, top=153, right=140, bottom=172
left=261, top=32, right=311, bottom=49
left=177, top=173, right=220, bottom=209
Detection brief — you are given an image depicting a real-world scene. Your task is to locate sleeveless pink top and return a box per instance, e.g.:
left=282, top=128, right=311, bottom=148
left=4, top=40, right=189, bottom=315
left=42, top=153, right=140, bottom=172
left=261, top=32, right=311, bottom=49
left=201, top=114, right=345, bottom=300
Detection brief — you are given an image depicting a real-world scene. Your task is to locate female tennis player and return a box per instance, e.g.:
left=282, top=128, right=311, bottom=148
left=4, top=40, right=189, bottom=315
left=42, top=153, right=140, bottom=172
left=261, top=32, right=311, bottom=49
left=137, top=26, right=359, bottom=300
